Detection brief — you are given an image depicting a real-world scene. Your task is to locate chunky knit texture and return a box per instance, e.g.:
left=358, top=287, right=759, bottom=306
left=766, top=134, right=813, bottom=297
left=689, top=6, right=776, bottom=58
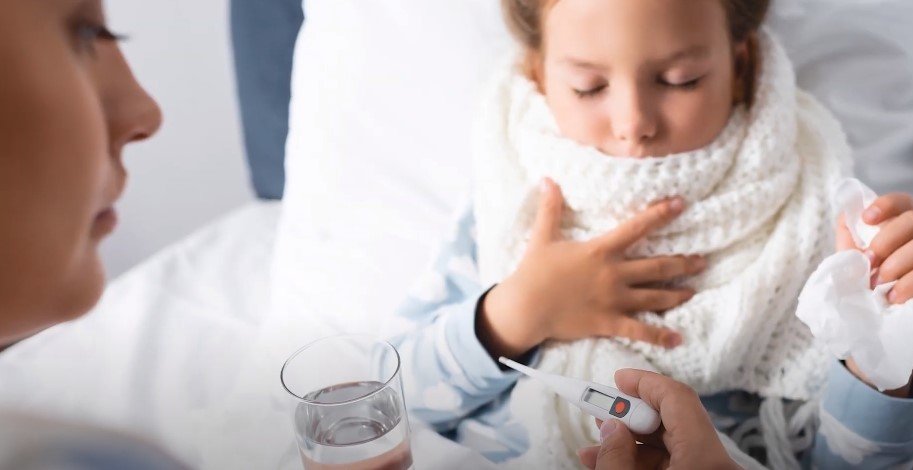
left=472, top=31, right=852, bottom=469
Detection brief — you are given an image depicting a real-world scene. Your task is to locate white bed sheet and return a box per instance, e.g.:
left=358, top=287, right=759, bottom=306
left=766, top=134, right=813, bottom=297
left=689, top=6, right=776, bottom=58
left=0, top=202, right=494, bottom=470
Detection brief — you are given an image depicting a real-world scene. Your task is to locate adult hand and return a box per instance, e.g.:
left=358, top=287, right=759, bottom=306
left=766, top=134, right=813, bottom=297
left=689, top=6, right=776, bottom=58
left=577, top=369, right=739, bottom=470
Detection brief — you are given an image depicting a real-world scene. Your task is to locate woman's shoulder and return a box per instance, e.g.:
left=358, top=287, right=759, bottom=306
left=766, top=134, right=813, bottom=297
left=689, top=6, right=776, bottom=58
left=0, top=411, right=187, bottom=470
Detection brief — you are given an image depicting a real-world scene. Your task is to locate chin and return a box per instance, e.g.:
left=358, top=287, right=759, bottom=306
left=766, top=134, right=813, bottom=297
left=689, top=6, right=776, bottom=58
left=54, top=248, right=107, bottom=322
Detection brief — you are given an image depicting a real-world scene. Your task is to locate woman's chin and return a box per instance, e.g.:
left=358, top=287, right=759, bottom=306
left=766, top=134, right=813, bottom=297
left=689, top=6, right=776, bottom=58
left=55, top=250, right=107, bottom=322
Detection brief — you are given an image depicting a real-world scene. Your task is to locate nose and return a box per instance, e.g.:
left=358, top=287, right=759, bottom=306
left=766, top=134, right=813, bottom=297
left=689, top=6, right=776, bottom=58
left=609, top=85, right=657, bottom=150
left=105, top=50, right=163, bottom=156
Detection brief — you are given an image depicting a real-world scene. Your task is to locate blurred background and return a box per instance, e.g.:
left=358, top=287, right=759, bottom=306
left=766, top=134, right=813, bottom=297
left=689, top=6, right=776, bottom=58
left=101, top=0, right=253, bottom=276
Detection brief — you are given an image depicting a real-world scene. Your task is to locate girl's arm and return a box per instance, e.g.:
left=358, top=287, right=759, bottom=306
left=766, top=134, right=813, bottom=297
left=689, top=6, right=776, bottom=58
left=811, top=192, right=913, bottom=467
left=384, top=207, right=535, bottom=433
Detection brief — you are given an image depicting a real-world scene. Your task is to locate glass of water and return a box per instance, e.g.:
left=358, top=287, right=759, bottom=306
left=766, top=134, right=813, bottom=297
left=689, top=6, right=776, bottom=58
left=281, top=335, right=413, bottom=470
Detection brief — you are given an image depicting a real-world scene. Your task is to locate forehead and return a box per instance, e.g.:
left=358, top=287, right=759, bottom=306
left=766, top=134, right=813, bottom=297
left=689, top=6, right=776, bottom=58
left=543, top=0, right=730, bottom=63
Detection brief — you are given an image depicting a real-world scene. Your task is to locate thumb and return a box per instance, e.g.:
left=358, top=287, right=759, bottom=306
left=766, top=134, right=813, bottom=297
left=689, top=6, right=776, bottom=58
left=530, top=178, right=565, bottom=246
left=593, top=419, right=638, bottom=470
left=835, top=214, right=857, bottom=252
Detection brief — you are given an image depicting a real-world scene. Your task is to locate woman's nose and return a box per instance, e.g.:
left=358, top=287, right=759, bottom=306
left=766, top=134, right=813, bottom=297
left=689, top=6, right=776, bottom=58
left=106, top=52, right=163, bottom=155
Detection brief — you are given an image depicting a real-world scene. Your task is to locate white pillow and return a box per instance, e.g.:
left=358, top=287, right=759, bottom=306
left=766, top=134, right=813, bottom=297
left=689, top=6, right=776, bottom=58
left=272, top=0, right=913, bottom=346
left=269, top=0, right=510, bottom=347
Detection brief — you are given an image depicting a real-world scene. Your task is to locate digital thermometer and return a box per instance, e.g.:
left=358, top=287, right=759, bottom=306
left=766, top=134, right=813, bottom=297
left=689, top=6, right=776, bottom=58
left=499, top=357, right=661, bottom=435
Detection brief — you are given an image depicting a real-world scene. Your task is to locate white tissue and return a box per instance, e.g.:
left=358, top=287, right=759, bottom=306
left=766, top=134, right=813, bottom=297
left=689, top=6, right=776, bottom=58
left=797, top=178, right=913, bottom=391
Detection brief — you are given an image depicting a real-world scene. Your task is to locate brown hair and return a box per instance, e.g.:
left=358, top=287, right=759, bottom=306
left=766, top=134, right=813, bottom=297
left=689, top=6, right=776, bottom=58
left=501, top=0, right=771, bottom=105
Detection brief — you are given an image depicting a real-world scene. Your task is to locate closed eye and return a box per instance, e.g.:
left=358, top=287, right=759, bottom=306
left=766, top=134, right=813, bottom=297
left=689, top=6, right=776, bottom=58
left=659, top=77, right=702, bottom=90
left=573, top=84, right=607, bottom=99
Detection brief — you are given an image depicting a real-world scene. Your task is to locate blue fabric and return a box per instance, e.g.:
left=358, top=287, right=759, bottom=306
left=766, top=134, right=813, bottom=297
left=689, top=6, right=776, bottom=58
left=229, top=0, right=304, bottom=200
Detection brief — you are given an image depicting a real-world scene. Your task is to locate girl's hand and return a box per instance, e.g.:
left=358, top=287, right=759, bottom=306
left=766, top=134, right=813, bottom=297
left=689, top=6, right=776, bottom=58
left=478, top=179, right=705, bottom=360
left=836, top=192, right=913, bottom=397
left=836, top=192, right=913, bottom=303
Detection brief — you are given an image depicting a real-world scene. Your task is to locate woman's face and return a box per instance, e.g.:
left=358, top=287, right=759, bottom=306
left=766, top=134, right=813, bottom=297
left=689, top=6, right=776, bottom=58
left=540, top=0, right=745, bottom=157
left=0, top=0, right=162, bottom=345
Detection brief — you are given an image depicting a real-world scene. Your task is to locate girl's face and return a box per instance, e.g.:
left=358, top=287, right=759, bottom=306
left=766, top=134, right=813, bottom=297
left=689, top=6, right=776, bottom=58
left=0, top=0, right=162, bottom=345
left=540, top=0, right=746, bottom=158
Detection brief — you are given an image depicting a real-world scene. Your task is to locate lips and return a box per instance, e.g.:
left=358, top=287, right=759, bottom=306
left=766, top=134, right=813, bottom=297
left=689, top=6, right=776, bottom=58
left=92, top=172, right=126, bottom=239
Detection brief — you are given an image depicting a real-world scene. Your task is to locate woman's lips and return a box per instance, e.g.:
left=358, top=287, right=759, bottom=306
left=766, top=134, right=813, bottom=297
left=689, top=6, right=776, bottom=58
left=91, top=207, right=118, bottom=239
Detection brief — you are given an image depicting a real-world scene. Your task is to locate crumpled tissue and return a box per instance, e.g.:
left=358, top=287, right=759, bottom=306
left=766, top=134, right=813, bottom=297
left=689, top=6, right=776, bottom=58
left=797, top=178, right=913, bottom=391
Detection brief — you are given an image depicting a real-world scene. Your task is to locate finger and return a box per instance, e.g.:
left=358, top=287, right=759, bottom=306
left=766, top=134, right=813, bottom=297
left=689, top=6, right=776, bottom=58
left=595, top=417, right=667, bottom=451
left=599, top=317, right=683, bottom=349
left=636, top=446, right=670, bottom=470
left=620, top=255, right=706, bottom=285
left=835, top=214, right=857, bottom=252
left=864, top=193, right=913, bottom=225
left=878, top=239, right=913, bottom=285
left=613, top=369, right=722, bottom=455
left=577, top=446, right=600, bottom=470
left=529, top=178, right=565, bottom=246
left=869, top=211, right=913, bottom=267
left=593, top=420, right=637, bottom=470
left=580, top=442, right=669, bottom=470
left=599, top=198, right=685, bottom=253
left=623, top=288, right=695, bottom=313
left=888, top=271, right=913, bottom=304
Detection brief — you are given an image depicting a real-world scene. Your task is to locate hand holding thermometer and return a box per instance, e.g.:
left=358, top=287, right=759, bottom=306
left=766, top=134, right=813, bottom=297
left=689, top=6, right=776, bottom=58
left=499, top=357, right=661, bottom=435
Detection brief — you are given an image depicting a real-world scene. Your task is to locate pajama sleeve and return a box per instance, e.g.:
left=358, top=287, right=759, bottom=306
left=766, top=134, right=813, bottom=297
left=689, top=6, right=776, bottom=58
left=810, top=361, right=913, bottom=469
left=385, top=207, right=536, bottom=433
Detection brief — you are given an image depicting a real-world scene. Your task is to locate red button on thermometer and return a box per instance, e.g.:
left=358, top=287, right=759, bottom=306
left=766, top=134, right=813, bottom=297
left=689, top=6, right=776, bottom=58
left=499, top=357, right=661, bottom=435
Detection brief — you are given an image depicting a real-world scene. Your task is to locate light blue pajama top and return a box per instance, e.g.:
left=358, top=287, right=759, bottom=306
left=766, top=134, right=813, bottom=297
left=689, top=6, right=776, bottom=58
left=387, top=207, right=913, bottom=469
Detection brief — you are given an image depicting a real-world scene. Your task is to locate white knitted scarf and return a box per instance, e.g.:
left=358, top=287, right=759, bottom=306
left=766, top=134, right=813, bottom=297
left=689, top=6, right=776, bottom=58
left=472, top=32, right=852, bottom=469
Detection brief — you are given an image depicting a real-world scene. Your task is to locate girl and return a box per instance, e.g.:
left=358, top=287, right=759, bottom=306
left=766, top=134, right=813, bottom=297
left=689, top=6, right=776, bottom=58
left=387, top=0, right=913, bottom=468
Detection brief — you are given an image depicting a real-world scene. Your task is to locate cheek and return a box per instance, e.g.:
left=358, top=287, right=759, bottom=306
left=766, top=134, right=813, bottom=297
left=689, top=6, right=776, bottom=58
left=0, top=40, right=109, bottom=336
left=545, top=90, right=609, bottom=149
left=661, top=84, right=733, bottom=151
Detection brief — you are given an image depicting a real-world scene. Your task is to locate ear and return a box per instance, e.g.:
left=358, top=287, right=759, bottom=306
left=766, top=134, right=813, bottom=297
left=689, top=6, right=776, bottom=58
left=524, top=50, right=546, bottom=93
left=731, top=41, right=750, bottom=105
left=732, top=33, right=760, bottom=106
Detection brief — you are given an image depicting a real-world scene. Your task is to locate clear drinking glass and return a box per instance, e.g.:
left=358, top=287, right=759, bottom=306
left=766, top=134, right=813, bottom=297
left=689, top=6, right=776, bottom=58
left=281, top=335, right=413, bottom=470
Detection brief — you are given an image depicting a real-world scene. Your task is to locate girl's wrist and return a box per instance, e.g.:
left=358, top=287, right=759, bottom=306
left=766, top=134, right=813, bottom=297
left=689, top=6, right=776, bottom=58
left=477, top=282, right=545, bottom=360
left=845, top=358, right=913, bottom=398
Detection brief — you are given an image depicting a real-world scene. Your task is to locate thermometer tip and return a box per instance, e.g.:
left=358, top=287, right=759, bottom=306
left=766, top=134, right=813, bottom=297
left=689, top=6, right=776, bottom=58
left=498, top=357, right=532, bottom=377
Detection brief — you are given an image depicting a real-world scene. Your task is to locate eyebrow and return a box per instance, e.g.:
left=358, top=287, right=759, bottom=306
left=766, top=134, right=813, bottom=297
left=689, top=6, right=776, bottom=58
left=560, top=45, right=711, bottom=70
left=560, top=57, right=608, bottom=71
left=660, top=45, right=711, bottom=64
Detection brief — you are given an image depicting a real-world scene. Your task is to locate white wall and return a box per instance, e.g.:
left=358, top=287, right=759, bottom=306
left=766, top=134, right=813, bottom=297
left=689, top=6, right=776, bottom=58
left=101, top=0, right=254, bottom=277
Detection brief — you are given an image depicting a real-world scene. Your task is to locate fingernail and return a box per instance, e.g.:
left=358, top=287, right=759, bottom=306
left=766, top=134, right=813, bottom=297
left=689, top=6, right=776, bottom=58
left=539, top=178, right=549, bottom=193
left=865, top=250, right=877, bottom=264
left=669, top=198, right=684, bottom=213
left=864, top=206, right=881, bottom=223
left=599, top=419, right=619, bottom=439
left=664, top=332, right=683, bottom=349
left=889, top=289, right=899, bottom=304
left=693, top=256, right=707, bottom=271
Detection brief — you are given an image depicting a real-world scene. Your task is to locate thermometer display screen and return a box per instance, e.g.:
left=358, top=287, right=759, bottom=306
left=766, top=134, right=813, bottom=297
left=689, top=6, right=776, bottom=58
left=584, top=388, right=631, bottom=418
left=583, top=389, right=616, bottom=410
